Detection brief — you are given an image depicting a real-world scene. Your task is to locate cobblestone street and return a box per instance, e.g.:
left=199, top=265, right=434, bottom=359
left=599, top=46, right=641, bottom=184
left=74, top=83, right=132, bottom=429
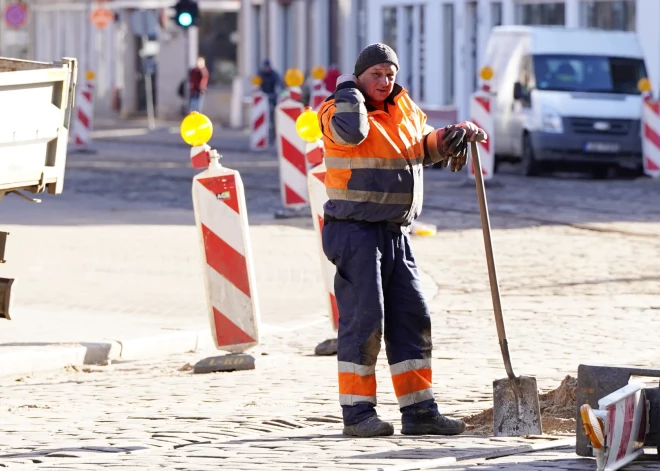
left=1, top=127, right=659, bottom=469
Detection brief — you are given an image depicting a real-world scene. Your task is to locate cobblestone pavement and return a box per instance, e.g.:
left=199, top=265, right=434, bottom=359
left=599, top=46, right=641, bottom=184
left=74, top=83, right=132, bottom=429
left=1, top=131, right=660, bottom=469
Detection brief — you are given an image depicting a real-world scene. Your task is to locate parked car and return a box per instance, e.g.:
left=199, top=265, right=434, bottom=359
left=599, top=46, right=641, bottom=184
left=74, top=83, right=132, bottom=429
left=483, top=26, right=649, bottom=177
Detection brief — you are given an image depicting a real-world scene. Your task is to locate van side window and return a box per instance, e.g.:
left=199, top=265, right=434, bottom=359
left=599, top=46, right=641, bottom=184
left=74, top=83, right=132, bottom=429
left=518, top=55, right=534, bottom=107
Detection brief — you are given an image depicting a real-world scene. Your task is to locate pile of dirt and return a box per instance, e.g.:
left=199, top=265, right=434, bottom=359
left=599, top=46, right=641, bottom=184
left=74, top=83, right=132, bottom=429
left=463, top=375, right=577, bottom=436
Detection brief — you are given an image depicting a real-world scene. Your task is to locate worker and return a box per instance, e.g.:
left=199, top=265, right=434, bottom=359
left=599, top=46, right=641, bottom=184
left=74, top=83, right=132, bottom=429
left=318, top=43, right=486, bottom=437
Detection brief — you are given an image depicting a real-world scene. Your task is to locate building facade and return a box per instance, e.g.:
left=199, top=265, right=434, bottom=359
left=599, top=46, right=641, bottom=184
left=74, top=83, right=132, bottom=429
left=237, top=0, right=660, bottom=126
left=4, top=0, right=659, bottom=126
left=363, top=0, right=660, bottom=123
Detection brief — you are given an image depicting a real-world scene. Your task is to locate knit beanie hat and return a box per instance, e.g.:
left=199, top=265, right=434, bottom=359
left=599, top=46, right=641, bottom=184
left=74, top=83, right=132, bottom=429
left=353, top=43, right=399, bottom=78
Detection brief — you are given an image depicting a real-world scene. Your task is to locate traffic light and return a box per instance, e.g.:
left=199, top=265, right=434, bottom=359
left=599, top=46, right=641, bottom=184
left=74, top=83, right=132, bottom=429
left=173, top=0, right=199, bottom=28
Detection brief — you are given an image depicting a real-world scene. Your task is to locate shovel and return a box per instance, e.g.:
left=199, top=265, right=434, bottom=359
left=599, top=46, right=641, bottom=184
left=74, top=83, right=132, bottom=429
left=470, top=134, right=543, bottom=437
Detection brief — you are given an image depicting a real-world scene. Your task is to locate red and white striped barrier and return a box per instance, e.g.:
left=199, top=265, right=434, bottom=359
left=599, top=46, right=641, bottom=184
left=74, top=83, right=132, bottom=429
left=278, top=86, right=302, bottom=105
left=468, top=90, right=494, bottom=180
left=250, top=88, right=269, bottom=151
left=275, top=94, right=311, bottom=211
left=190, top=144, right=261, bottom=353
left=308, top=160, right=339, bottom=331
left=72, top=76, right=94, bottom=149
left=581, top=383, right=648, bottom=471
left=310, top=79, right=329, bottom=111
left=642, top=96, right=660, bottom=178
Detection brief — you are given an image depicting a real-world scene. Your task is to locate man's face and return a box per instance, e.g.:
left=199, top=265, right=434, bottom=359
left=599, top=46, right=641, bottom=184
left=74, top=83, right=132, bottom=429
left=357, top=63, right=397, bottom=103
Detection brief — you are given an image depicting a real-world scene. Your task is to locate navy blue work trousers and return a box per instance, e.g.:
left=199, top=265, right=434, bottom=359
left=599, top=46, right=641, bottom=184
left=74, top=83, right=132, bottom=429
left=322, top=220, right=438, bottom=425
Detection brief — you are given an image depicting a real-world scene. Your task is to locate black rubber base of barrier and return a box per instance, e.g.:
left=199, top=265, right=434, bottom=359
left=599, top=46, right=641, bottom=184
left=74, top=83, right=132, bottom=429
left=194, top=353, right=256, bottom=374
left=315, top=338, right=338, bottom=356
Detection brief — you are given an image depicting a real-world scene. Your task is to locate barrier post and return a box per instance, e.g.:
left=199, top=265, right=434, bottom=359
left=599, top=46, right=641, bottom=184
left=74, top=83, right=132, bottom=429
left=181, top=112, right=261, bottom=373
left=309, top=65, right=330, bottom=111
left=639, top=78, right=660, bottom=179
left=71, top=70, right=97, bottom=154
left=467, top=66, right=495, bottom=184
left=274, top=68, right=311, bottom=218
left=249, top=75, right=269, bottom=151
left=295, top=108, right=339, bottom=355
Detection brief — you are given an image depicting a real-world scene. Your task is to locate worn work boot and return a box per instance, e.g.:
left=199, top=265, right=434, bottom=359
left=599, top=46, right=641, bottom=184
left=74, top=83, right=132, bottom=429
left=343, top=416, right=394, bottom=437
left=401, top=410, right=466, bottom=436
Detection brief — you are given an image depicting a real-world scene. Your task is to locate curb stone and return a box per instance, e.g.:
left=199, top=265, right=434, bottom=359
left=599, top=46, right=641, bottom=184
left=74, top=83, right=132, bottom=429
left=0, top=328, right=213, bottom=379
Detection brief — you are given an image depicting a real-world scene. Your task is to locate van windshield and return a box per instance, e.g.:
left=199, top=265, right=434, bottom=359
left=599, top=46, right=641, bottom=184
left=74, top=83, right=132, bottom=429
left=532, top=54, right=647, bottom=95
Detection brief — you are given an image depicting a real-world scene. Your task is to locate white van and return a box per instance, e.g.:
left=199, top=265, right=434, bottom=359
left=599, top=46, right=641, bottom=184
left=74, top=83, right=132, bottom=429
left=483, top=26, right=648, bottom=177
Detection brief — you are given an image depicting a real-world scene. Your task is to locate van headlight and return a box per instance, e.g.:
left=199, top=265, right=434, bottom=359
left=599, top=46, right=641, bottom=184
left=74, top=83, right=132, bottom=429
left=541, top=108, right=563, bottom=133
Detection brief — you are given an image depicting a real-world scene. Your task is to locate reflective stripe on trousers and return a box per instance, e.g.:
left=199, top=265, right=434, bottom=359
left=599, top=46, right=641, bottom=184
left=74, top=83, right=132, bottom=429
left=321, top=219, right=436, bottom=425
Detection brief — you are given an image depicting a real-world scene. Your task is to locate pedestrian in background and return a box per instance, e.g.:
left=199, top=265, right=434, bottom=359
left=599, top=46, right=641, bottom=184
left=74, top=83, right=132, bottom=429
left=324, top=63, right=340, bottom=93
left=188, top=57, right=209, bottom=113
left=258, top=59, right=283, bottom=140
left=319, top=43, right=486, bottom=437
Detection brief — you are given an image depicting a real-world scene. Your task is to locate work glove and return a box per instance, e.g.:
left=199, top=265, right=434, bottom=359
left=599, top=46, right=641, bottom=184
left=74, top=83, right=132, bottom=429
left=435, top=121, right=487, bottom=172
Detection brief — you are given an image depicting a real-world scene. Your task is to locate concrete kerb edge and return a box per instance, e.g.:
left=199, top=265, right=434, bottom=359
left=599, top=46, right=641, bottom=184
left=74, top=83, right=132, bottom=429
left=0, top=328, right=213, bottom=379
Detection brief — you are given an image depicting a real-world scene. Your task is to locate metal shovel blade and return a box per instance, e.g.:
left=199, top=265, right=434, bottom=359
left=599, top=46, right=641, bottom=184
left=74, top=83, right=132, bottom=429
left=493, top=375, right=543, bottom=437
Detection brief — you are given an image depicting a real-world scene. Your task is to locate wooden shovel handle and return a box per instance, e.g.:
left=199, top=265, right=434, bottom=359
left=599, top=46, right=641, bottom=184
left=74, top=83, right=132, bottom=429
left=470, top=138, right=516, bottom=381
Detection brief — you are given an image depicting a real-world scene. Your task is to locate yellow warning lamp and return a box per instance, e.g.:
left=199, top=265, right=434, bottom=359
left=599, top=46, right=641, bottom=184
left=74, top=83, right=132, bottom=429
left=85, top=70, right=96, bottom=80
left=284, top=68, right=305, bottom=88
left=638, top=77, right=652, bottom=94
left=580, top=404, right=605, bottom=449
left=251, top=75, right=263, bottom=86
left=311, top=66, right=326, bottom=80
left=295, top=106, right=323, bottom=143
left=180, top=111, right=213, bottom=147
left=480, top=66, right=494, bottom=82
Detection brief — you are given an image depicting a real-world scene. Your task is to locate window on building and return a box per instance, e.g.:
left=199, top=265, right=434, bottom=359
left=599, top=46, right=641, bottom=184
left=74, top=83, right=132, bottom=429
left=491, top=2, right=503, bottom=27
left=281, top=4, right=294, bottom=70
left=198, top=11, right=238, bottom=86
left=329, top=0, right=340, bottom=66
left=517, top=2, right=565, bottom=25
left=357, top=0, right=367, bottom=53
left=404, top=6, right=413, bottom=95
left=580, top=1, right=635, bottom=31
left=443, top=3, right=454, bottom=105
left=382, top=7, right=397, bottom=50
left=419, top=4, right=425, bottom=102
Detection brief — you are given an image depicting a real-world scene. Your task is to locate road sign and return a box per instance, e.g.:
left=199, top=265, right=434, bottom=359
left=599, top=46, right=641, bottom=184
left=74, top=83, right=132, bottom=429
left=90, top=7, right=114, bottom=30
left=4, top=3, right=27, bottom=29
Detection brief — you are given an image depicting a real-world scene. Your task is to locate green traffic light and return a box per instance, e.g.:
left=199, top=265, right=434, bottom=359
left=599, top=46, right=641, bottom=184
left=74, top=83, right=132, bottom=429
left=178, top=11, right=193, bottom=27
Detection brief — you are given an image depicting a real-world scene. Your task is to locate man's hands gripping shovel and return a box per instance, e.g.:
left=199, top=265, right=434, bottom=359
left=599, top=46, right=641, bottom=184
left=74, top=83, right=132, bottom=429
left=434, top=121, right=488, bottom=172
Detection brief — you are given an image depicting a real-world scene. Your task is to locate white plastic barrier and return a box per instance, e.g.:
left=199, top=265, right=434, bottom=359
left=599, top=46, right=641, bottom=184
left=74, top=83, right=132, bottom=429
left=275, top=95, right=310, bottom=210
left=72, top=75, right=95, bottom=150
left=642, top=97, right=660, bottom=178
left=249, top=88, right=269, bottom=151
left=190, top=144, right=261, bottom=352
left=307, top=158, right=339, bottom=332
left=310, top=79, right=329, bottom=111
left=467, top=90, right=494, bottom=181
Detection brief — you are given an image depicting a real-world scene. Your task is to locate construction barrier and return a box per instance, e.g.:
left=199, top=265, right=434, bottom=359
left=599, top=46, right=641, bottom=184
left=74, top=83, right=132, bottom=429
left=72, top=71, right=95, bottom=151
left=249, top=86, right=269, bottom=151
left=580, top=383, right=648, bottom=471
left=310, top=80, right=329, bottom=111
left=278, top=86, right=302, bottom=104
left=467, top=89, right=494, bottom=181
left=275, top=68, right=311, bottom=216
left=308, top=159, right=339, bottom=332
left=642, top=96, right=660, bottom=178
left=275, top=96, right=308, bottom=210
left=185, top=112, right=261, bottom=353
left=309, top=65, right=329, bottom=111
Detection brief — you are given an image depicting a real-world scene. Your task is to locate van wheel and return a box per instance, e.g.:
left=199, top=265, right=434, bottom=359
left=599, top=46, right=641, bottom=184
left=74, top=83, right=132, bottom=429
left=521, top=134, right=541, bottom=177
